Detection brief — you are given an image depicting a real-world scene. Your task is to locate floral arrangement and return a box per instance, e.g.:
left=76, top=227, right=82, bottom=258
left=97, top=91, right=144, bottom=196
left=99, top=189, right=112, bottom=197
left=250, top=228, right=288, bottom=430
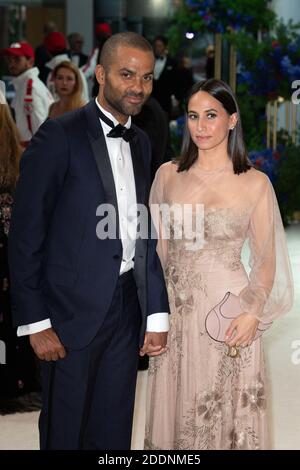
left=273, top=144, right=300, bottom=224
left=248, top=146, right=284, bottom=183
left=168, top=0, right=275, bottom=53
left=168, top=2, right=300, bottom=222
left=235, top=21, right=300, bottom=101
left=184, top=0, right=275, bottom=33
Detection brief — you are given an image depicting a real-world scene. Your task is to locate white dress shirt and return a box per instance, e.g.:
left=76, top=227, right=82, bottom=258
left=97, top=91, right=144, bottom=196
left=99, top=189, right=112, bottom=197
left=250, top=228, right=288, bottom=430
left=98, top=103, right=136, bottom=275
left=17, top=99, right=169, bottom=337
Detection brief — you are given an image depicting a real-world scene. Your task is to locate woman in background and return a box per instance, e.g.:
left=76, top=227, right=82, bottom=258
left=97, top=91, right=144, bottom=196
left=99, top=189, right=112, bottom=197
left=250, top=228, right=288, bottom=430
left=48, top=60, right=87, bottom=118
left=0, top=92, right=40, bottom=408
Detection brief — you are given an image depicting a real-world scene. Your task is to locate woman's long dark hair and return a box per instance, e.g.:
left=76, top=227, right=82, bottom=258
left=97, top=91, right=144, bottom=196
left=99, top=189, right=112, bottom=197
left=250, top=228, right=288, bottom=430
left=0, top=104, right=23, bottom=188
left=177, top=79, right=251, bottom=174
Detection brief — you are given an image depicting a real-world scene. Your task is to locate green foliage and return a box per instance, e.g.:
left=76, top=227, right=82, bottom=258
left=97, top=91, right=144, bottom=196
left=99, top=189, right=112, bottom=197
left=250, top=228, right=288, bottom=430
left=230, top=21, right=300, bottom=101
left=168, top=2, right=300, bottom=221
left=237, top=90, right=267, bottom=150
left=167, top=0, right=276, bottom=54
left=168, top=5, right=193, bottom=55
left=274, top=144, right=300, bottom=225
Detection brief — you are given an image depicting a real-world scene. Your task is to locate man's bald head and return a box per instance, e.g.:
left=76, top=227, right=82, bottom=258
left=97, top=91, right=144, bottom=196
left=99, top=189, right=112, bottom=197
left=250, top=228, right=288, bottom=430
left=100, top=31, right=153, bottom=71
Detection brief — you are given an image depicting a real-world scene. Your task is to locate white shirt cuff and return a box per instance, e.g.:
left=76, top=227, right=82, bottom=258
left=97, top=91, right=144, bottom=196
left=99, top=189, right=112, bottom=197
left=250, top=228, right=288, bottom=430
left=17, top=318, right=52, bottom=337
left=146, top=312, right=169, bottom=332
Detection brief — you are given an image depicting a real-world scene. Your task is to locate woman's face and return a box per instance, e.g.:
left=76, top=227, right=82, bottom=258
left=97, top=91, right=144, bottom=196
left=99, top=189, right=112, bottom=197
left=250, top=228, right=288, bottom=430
left=54, top=67, right=76, bottom=97
left=187, top=90, right=237, bottom=152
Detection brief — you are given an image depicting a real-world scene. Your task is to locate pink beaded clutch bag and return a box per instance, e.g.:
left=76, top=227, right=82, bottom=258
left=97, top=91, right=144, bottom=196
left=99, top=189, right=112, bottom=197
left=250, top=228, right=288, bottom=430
left=205, top=292, right=273, bottom=357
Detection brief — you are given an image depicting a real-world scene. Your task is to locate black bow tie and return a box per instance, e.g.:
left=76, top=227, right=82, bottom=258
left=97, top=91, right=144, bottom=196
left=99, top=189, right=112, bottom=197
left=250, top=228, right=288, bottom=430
left=96, top=106, right=136, bottom=142
left=107, top=124, right=136, bottom=142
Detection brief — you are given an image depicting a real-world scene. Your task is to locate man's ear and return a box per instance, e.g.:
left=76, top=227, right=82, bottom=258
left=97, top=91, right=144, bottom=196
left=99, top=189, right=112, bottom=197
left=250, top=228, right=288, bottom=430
left=28, top=57, right=34, bottom=69
left=95, top=64, right=105, bottom=85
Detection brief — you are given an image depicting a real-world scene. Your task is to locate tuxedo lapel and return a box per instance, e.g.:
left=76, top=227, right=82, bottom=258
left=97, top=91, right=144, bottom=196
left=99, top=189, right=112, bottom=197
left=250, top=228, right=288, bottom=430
left=84, top=101, right=120, bottom=237
left=130, top=134, right=146, bottom=206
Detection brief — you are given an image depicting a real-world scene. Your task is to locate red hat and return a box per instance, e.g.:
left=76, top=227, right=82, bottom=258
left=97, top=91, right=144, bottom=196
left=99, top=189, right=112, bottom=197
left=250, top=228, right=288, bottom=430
left=95, top=22, right=112, bottom=37
left=0, top=41, right=35, bottom=59
left=44, top=31, right=67, bottom=53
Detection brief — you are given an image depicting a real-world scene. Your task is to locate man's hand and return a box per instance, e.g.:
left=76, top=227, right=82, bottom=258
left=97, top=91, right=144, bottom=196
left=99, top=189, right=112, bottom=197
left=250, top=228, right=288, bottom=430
left=139, top=332, right=168, bottom=357
left=29, top=327, right=66, bottom=361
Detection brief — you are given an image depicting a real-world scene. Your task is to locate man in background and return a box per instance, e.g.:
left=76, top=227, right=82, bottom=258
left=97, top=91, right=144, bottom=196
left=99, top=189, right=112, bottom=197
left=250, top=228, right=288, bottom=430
left=0, top=41, right=53, bottom=146
left=152, top=35, right=177, bottom=119
left=82, top=22, right=112, bottom=97
left=35, top=21, right=57, bottom=84
left=68, top=32, right=88, bottom=68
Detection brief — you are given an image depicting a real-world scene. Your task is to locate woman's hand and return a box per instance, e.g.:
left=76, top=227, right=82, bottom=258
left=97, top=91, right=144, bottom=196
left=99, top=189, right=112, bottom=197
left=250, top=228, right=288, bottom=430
left=225, top=313, right=259, bottom=348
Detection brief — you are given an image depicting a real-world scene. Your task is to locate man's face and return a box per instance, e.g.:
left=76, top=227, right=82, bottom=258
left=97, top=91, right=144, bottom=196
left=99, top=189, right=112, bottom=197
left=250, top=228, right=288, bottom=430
left=71, top=36, right=83, bottom=54
left=153, top=40, right=166, bottom=58
left=6, top=55, right=33, bottom=76
left=96, top=45, right=154, bottom=124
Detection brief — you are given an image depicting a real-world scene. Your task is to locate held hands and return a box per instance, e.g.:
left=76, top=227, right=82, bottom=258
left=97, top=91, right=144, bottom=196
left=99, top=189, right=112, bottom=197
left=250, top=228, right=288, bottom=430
left=29, top=327, right=66, bottom=361
left=225, top=313, right=259, bottom=348
left=139, top=332, right=168, bottom=357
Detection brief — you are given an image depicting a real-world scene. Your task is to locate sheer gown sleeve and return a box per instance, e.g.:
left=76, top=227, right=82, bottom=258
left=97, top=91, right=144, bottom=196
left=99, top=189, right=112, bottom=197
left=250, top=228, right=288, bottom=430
left=239, top=176, right=294, bottom=323
left=149, top=165, right=169, bottom=271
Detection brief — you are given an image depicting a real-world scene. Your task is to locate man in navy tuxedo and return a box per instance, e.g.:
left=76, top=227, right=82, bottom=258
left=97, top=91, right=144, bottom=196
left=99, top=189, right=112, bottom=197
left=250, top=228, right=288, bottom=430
left=152, top=35, right=177, bottom=119
left=8, top=32, right=169, bottom=450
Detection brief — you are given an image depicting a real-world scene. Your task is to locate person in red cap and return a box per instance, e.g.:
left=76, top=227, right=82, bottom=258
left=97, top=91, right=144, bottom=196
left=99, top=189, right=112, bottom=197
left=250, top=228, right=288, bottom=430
left=44, top=31, right=67, bottom=55
left=82, top=22, right=112, bottom=96
left=35, top=22, right=58, bottom=84
left=43, top=32, right=89, bottom=102
left=1, top=41, right=54, bottom=145
left=95, top=22, right=112, bottom=37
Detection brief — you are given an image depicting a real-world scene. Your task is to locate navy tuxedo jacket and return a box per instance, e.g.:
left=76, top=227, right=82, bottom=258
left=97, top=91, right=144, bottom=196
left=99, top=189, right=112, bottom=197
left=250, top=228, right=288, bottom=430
left=8, top=100, right=169, bottom=349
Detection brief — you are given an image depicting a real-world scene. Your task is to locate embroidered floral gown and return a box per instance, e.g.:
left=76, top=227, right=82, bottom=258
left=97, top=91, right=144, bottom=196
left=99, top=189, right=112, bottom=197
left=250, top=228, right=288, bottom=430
left=144, top=161, right=293, bottom=450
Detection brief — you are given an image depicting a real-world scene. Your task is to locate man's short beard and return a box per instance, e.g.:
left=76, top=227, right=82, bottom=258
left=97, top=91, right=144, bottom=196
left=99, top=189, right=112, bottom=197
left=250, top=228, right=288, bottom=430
left=104, top=92, right=145, bottom=117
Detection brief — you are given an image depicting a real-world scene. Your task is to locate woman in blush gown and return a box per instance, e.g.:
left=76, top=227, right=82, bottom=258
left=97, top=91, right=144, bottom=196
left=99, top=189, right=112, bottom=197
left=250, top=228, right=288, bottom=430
left=144, top=79, right=293, bottom=450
